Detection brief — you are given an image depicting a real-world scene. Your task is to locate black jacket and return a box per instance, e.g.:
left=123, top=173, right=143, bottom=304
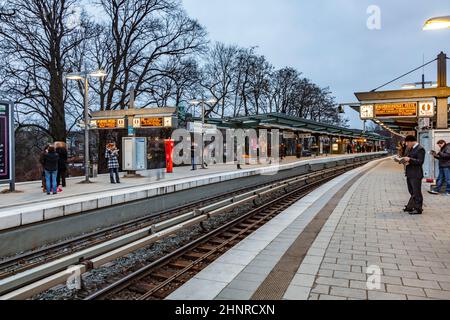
left=43, top=152, right=59, bottom=172
left=434, top=143, right=450, bottom=168
left=405, top=144, right=425, bottom=179
left=56, top=147, right=68, bottom=170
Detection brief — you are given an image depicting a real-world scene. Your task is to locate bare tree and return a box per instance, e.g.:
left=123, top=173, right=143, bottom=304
left=91, top=0, right=207, bottom=111
left=0, top=0, right=92, bottom=141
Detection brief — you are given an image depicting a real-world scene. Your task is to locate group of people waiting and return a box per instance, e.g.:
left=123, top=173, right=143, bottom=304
left=40, top=142, right=67, bottom=195
left=39, top=141, right=121, bottom=195
left=397, top=136, right=450, bottom=215
left=346, top=143, right=372, bottom=154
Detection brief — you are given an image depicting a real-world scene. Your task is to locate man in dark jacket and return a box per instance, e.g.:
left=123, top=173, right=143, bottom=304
left=402, top=135, right=425, bottom=215
left=56, top=142, right=68, bottom=187
left=429, top=140, right=450, bottom=196
left=43, top=145, right=59, bottom=195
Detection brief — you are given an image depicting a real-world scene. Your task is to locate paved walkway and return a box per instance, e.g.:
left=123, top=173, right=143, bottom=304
left=304, top=160, right=450, bottom=300
left=167, top=159, right=450, bottom=300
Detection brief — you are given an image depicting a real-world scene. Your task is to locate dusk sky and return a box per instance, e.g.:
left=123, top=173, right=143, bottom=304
left=182, top=0, right=450, bottom=129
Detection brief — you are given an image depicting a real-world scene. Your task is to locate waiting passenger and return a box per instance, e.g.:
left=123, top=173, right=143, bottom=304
left=55, top=141, right=68, bottom=188
left=429, top=140, right=450, bottom=196
left=43, top=145, right=59, bottom=195
left=346, top=144, right=352, bottom=154
left=402, top=135, right=425, bottom=215
left=191, top=143, right=196, bottom=170
left=105, top=143, right=121, bottom=184
left=39, top=144, right=50, bottom=193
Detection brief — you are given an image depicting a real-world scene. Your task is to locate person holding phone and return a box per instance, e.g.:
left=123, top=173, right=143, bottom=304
left=429, top=140, right=450, bottom=196
left=106, top=142, right=121, bottom=184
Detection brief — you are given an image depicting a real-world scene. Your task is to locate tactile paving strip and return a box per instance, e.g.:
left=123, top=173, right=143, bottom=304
left=251, top=170, right=367, bottom=300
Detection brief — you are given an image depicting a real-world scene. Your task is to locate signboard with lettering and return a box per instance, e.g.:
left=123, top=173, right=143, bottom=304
left=283, top=131, right=295, bottom=139
left=96, top=119, right=118, bottom=129
left=374, top=102, right=417, bottom=118
left=0, top=102, right=14, bottom=187
left=140, top=117, right=163, bottom=127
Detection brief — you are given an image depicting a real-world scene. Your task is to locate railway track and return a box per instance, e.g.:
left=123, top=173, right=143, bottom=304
left=0, top=159, right=375, bottom=300
left=84, top=163, right=355, bottom=300
left=0, top=176, right=298, bottom=280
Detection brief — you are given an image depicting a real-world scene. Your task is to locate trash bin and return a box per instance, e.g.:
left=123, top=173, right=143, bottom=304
left=89, top=163, right=98, bottom=178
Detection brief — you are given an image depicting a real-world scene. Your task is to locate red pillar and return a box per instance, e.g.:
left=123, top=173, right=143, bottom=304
left=164, top=139, right=174, bottom=173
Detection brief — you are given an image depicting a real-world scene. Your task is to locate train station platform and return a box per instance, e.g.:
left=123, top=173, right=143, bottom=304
left=0, top=153, right=384, bottom=234
left=167, top=159, right=450, bottom=300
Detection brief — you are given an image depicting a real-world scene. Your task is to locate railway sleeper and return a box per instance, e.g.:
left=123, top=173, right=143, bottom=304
left=129, top=283, right=157, bottom=294
left=182, top=252, right=205, bottom=259
left=151, top=270, right=175, bottom=280
left=169, top=260, right=194, bottom=269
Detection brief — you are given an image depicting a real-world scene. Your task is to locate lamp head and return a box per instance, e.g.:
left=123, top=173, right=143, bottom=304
left=66, top=73, right=84, bottom=80
left=423, top=16, right=450, bottom=30
left=89, top=69, right=107, bottom=78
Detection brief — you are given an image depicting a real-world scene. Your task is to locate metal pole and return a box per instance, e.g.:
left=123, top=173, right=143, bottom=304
left=201, top=100, right=206, bottom=169
left=9, top=102, right=15, bottom=192
left=84, top=76, right=90, bottom=183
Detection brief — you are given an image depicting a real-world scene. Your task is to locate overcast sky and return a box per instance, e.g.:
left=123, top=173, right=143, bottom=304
left=182, top=0, right=450, bottom=129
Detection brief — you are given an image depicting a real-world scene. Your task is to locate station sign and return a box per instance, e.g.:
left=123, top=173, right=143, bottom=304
left=0, top=102, right=14, bottom=187
left=90, top=118, right=125, bottom=129
left=137, top=117, right=173, bottom=128
left=374, top=102, right=417, bottom=118
left=298, top=133, right=312, bottom=138
left=282, top=131, right=295, bottom=139
left=187, top=122, right=218, bottom=134
left=133, top=117, right=141, bottom=128
left=91, top=116, right=173, bottom=129
left=418, top=101, right=435, bottom=118
left=360, top=100, right=436, bottom=120
left=139, top=117, right=162, bottom=127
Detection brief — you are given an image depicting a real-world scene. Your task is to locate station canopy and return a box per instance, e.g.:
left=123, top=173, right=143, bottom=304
left=199, top=113, right=387, bottom=141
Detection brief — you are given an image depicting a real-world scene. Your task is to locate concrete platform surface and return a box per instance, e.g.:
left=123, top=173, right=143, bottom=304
left=167, top=159, right=450, bottom=301
left=0, top=153, right=384, bottom=231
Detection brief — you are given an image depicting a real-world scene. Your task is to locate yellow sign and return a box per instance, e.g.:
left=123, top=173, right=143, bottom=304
left=375, top=102, right=417, bottom=117
left=140, top=117, right=163, bottom=127
left=97, top=119, right=117, bottom=129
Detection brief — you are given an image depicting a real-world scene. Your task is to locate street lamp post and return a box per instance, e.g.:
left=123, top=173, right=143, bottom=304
left=66, top=69, right=107, bottom=183
left=423, top=18, right=450, bottom=129
left=189, top=97, right=217, bottom=169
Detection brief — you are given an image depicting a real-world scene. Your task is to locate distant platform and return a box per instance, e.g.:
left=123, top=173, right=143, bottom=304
left=0, top=153, right=384, bottom=233
left=167, top=159, right=450, bottom=300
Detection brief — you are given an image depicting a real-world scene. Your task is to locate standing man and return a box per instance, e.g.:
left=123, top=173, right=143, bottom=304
left=429, top=140, right=450, bottom=196
left=402, top=135, right=425, bottom=215
left=190, top=142, right=196, bottom=171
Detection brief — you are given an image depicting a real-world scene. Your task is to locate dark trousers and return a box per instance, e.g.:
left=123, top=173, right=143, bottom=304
left=109, top=168, right=120, bottom=183
left=57, top=169, right=66, bottom=187
left=406, top=177, right=423, bottom=211
left=191, top=156, right=196, bottom=170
